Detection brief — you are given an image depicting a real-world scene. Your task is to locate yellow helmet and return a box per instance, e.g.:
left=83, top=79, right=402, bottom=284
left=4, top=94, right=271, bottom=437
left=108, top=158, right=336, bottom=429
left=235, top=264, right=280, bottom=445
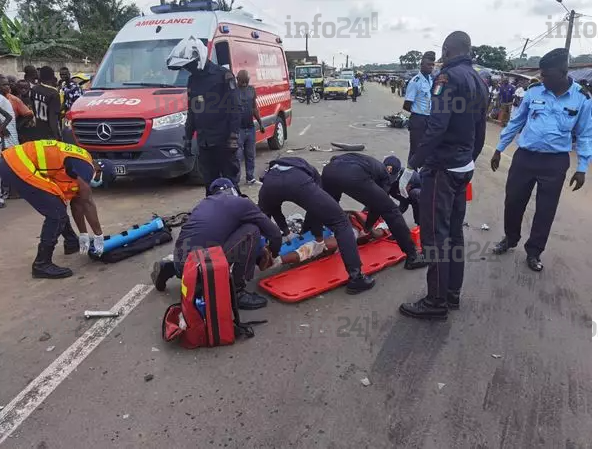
left=71, top=72, right=90, bottom=85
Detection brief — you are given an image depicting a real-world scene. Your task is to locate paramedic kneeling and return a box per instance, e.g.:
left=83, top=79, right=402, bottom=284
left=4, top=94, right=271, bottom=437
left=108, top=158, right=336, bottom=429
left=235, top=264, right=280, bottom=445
left=0, top=140, right=115, bottom=279
left=152, top=178, right=282, bottom=310
left=258, top=156, right=375, bottom=294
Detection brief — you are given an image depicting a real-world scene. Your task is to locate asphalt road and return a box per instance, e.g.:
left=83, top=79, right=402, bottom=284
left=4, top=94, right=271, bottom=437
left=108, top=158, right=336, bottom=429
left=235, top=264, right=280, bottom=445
left=0, top=83, right=592, bottom=449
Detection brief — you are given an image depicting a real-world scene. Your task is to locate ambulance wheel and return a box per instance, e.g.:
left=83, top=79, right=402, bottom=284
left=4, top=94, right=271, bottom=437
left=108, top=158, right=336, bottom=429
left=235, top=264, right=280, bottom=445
left=268, top=116, right=286, bottom=151
left=185, top=154, right=205, bottom=186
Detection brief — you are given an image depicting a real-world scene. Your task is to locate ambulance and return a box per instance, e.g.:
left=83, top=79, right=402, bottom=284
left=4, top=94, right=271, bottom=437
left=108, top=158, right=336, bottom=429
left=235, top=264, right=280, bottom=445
left=63, top=0, right=292, bottom=184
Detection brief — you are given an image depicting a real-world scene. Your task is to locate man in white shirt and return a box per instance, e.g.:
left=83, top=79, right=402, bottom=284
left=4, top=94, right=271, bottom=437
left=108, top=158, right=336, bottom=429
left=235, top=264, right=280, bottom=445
left=511, top=80, right=528, bottom=118
left=0, top=94, right=18, bottom=208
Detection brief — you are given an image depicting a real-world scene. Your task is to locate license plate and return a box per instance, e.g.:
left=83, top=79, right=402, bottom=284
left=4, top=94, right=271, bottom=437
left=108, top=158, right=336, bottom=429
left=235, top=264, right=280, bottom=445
left=114, top=165, right=127, bottom=176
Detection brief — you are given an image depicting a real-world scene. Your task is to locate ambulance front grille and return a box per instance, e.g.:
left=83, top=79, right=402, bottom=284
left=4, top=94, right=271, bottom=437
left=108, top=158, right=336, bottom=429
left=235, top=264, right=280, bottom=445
left=72, top=118, right=146, bottom=146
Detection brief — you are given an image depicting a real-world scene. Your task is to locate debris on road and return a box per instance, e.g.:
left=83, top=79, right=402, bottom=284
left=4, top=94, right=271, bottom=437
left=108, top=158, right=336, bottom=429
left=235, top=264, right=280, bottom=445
left=437, top=383, right=446, bottom=390
left=46, top=346, right=56, bottom=352
left=84, top=310, right=120, bottom=319
left=481, top=224, right=490, bottom=231
left=0, top=405, right=4, bottom=411
left=151, top=347, right=160, bottom=352
left=491, top=354, right=503, bottom=359
left=299, top=324, right=310, bottom=328
left=463, top=222, right=491, bottom=231
left=123, top=414, right=130, bottom=419
left=144, top=374, right=154, bottom=382
left=39, top=332, right=51, bottom=342
left=360, top=377, right=372, bottom=387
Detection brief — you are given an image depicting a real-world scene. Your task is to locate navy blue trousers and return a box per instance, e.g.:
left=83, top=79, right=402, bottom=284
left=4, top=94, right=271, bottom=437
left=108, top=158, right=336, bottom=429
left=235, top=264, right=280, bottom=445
left=504, top=148, right=569, bottom=257
left=419, top=168, right=472, bottom=303
left=0, top=159, right=77, bottom=248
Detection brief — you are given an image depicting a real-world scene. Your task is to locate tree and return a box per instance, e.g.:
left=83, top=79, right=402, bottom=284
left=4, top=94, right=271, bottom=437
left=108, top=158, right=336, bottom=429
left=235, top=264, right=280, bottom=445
left=67, top=0, right=140, bottom=33
left=399, top=50, right=422, bottom=70
left=471, top=45, right=511, bottom=71
left=572, top=54, right=591, bottom=64
left=215, top=0, right=241, bottom=11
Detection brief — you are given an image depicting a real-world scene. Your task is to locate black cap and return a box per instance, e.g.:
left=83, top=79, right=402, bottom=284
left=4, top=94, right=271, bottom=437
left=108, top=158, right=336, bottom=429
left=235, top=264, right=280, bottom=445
left=383, top=156, right=402, bottom=181
left=539, top=48, right=569, bottom=70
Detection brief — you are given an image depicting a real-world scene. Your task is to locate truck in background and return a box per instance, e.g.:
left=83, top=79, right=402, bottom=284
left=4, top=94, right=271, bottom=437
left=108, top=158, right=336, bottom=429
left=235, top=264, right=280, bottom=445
left=63, top=0, right=292, bottom=185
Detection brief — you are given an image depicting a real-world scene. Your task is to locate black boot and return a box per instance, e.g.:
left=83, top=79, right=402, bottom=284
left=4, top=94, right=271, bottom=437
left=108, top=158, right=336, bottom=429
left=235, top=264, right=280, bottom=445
left=32, top=244, right=73, bottom=279
left=151, top=260, right=176, bottom=292
left=526, top=256, right=544, bottom=272
left=237, top=290, right=268, bottom=310
left=447, top=290, right=460, bottom=310
left=493, top=238, right=516, bottom=255
left=346, top=272, right=375, bottom=295
left=404, top=252, right=427, bottom=270
left=64, top=241, right=80, bottom=255
left=399, top=297, right=448, bottom=321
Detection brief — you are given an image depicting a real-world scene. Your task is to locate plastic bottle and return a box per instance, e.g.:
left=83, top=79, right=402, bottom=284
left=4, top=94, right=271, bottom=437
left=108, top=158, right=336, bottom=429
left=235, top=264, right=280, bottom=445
left=194, top=297, right=206, bottom=318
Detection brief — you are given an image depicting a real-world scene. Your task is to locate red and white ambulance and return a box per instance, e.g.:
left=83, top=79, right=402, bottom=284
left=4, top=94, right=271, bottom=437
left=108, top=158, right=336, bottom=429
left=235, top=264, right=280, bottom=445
left=63, top=0, right=292, bottom=184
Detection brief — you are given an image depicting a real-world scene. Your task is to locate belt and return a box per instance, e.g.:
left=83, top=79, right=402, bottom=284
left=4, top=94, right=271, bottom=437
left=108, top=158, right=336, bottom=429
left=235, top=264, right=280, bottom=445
left=410, top=112, right=430, bottom=118
left=518, top=147, right=569, bottom=156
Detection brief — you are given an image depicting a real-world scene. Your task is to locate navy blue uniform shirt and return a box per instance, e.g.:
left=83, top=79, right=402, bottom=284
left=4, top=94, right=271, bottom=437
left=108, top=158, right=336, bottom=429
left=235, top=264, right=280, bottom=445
left=185, top=60, right=241, bottom=147
left=269, top=157, right=322, bottom=185
left=175, top=193, right=282, bottom=263
left=330, top=153, right=392, bottom=191
left=408, top=55, right=489, bottom=170
left=64, top=157, right=94, bottom=184
left=239, top=85, right=257, bottom=129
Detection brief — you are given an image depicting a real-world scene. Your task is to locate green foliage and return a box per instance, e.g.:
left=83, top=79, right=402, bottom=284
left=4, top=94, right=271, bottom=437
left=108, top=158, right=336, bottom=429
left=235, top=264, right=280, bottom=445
left=0, top=15, right=22, bottom=55
left=399, top=50, right=423, bottom=69
left=472, top=45, right=512, bottom=71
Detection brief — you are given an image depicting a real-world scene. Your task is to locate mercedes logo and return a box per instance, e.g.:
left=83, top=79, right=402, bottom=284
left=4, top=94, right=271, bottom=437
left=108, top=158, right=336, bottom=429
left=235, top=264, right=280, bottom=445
left=96, top=123, right=113, bottom=141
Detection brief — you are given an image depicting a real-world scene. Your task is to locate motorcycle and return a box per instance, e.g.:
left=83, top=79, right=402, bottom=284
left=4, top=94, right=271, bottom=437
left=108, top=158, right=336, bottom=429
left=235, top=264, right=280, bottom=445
left=294, top=87, right=321, bottom=104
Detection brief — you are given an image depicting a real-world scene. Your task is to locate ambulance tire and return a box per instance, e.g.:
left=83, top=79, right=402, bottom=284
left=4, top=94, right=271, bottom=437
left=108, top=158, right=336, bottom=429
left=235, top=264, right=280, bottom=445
left=268, top=116, right=286, bottom=151
left=184, top=153, right=205, bottom=186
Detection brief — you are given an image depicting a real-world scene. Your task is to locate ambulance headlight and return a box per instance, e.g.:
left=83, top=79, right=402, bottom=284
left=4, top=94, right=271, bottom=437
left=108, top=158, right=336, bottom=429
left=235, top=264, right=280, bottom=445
left=152, top=111, right=187, bottom=130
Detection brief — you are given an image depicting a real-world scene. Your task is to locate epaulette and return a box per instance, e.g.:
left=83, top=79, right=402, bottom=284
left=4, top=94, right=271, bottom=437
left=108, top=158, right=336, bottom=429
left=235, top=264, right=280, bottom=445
left=579, top=86, right=591, bottom=100
left=414, top=76, right=420, bottom=82
left=527, top=82, right=542, bottom=90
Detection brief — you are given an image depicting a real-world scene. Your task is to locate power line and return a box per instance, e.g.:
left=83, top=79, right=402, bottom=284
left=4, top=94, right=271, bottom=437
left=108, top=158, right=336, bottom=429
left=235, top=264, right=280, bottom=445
left=507, top=17, right=567, bottom=56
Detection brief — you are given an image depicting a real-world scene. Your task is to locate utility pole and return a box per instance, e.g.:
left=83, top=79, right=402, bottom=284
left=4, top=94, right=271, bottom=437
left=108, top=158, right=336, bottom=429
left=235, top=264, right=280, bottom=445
left=332, top=56, right=335, bottom=68
left=305, top=33, right=309, bottom=55
left=346, top=54, right=349, bottom=68
left=519, top=38, right=530, bottom=59
left=565, top=10, right=576, bottom=53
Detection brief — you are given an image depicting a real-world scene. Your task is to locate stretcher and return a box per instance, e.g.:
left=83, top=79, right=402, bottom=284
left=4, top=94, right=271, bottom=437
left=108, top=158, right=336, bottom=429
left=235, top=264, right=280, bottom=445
left=259, top=237, right=407, bottom=303
left=260, top=228, right=334, bottom=256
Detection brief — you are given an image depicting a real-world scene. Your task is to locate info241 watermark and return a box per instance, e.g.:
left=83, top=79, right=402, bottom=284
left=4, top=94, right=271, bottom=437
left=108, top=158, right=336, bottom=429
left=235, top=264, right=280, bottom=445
left=285, top=13, right=379, bottom=39
left=546, top=15, right=597, bottom=38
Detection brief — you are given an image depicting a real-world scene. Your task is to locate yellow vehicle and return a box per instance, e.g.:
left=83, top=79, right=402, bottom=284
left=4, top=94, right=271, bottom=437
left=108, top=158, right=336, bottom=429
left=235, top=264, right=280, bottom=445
left=323, top=79, right=352, bottom=100
left=294, top=64, right=324, bottom=94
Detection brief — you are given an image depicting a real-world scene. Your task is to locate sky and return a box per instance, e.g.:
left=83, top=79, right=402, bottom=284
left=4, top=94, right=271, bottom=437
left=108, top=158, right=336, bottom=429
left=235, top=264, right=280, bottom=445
left=7, top=0, right=595, bottom=67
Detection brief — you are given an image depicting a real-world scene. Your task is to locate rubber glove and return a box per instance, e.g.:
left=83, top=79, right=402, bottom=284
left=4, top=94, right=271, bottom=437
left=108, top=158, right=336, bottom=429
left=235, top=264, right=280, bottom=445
left=282, top=232, right=299, bottom=244
left=79, top=233, right=90, bottom=254
left=93, top=234, right=105, bottom=255
left=397, top=167, right=414, bottom=198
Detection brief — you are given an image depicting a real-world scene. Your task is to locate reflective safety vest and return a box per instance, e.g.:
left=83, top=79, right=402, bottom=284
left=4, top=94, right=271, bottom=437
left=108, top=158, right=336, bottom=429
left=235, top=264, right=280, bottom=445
left=2, top=140, right=93, bottom=202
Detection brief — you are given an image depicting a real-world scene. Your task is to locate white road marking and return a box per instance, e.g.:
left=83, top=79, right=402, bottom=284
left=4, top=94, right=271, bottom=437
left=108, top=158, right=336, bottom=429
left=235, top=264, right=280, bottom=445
left=293, top=116, right=315, bottom=120
left=0, top=284, right=155, bottom=444
left=299, top=124, right=312, bottom=136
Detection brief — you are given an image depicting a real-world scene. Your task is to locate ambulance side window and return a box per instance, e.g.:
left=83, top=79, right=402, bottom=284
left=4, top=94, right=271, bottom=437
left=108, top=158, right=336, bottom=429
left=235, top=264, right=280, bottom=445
left=214, top=41, right=231, bottom=68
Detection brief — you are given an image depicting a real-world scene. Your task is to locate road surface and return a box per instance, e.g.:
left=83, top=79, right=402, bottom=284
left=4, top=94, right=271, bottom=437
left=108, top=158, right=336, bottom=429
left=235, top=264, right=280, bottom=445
left=0, top=83, right=592, bottom=449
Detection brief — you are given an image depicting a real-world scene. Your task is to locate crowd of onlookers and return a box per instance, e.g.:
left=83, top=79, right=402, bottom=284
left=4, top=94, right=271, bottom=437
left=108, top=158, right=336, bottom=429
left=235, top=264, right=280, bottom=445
left=0, top=65, right=89, bottom=207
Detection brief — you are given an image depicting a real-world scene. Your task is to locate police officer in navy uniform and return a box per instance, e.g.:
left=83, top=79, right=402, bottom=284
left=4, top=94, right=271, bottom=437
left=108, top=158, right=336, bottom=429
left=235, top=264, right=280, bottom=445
left=321, top=153, right=427, bottom=270
left=403, top=51, right=436, bottom=161
left=167, top=36, right=241, bottom=196
left=258, top=156, right=375, bottom=294
left=398, top=31, right=489, bottom=321
left=490, top=48, right=592, bottom=272
left=152, top=178, right=282, bottom=310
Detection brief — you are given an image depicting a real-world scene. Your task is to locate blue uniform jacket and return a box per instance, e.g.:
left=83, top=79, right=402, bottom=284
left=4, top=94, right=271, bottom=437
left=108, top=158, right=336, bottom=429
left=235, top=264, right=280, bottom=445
left=185, top=60, right=241, bottom=147
left=408, top=55, right=489, bottom=170
left=174, top=194, right=282, bottom=265
left=497, top=80, right=592, bottom=172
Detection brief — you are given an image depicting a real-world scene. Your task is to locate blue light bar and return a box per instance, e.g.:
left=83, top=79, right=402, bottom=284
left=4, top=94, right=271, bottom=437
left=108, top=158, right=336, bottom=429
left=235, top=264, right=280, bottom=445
left=220, top=25, right=230, bottom=33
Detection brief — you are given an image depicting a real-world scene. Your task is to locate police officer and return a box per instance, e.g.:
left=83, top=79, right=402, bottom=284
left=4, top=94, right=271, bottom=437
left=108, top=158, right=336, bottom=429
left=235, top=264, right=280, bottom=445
left=258, top=156, right=375, bottom=294
left=351, top=75, right=360, bottom=102
left=0, top=140, right=116, bottom=278
left=321, top=153, right=427, bottom=270
left=490, top=48, right=591, bottom=272
left=403, top=51, right=436, bottom=161
left=152, top=178, right=282, bottom=310
left=398, top=31, right=488, bottom=320
left=167, top=36, right=241, bottom=196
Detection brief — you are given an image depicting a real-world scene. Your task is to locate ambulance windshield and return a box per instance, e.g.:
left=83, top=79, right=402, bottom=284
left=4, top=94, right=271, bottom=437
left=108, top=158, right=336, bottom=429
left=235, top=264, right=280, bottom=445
left=93, top=38, right=208, bottom=89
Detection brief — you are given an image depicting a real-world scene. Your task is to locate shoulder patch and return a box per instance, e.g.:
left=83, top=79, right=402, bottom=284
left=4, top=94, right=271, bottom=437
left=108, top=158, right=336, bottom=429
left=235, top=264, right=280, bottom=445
left=432, top=73, right=449, bottom=96
left=579, top=86, right=591, bottom=100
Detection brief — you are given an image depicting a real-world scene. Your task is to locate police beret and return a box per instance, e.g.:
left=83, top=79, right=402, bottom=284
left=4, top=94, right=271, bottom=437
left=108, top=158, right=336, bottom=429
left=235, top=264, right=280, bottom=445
left=539, top=48, right=569, bottom=69
left=209, top=177, right=235, bottom=194
left=383, top=156, right=402, bottom=180
left=422, top=51, right=436, bottom=61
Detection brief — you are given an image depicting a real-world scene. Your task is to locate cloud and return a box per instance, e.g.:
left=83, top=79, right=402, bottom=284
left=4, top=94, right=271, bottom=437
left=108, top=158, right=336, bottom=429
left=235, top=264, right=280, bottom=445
left=529, top=0, right=591, bottom=15
left=492, top=0, right=504, bottom=9
left=383, top=16, right=435, bottom=34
